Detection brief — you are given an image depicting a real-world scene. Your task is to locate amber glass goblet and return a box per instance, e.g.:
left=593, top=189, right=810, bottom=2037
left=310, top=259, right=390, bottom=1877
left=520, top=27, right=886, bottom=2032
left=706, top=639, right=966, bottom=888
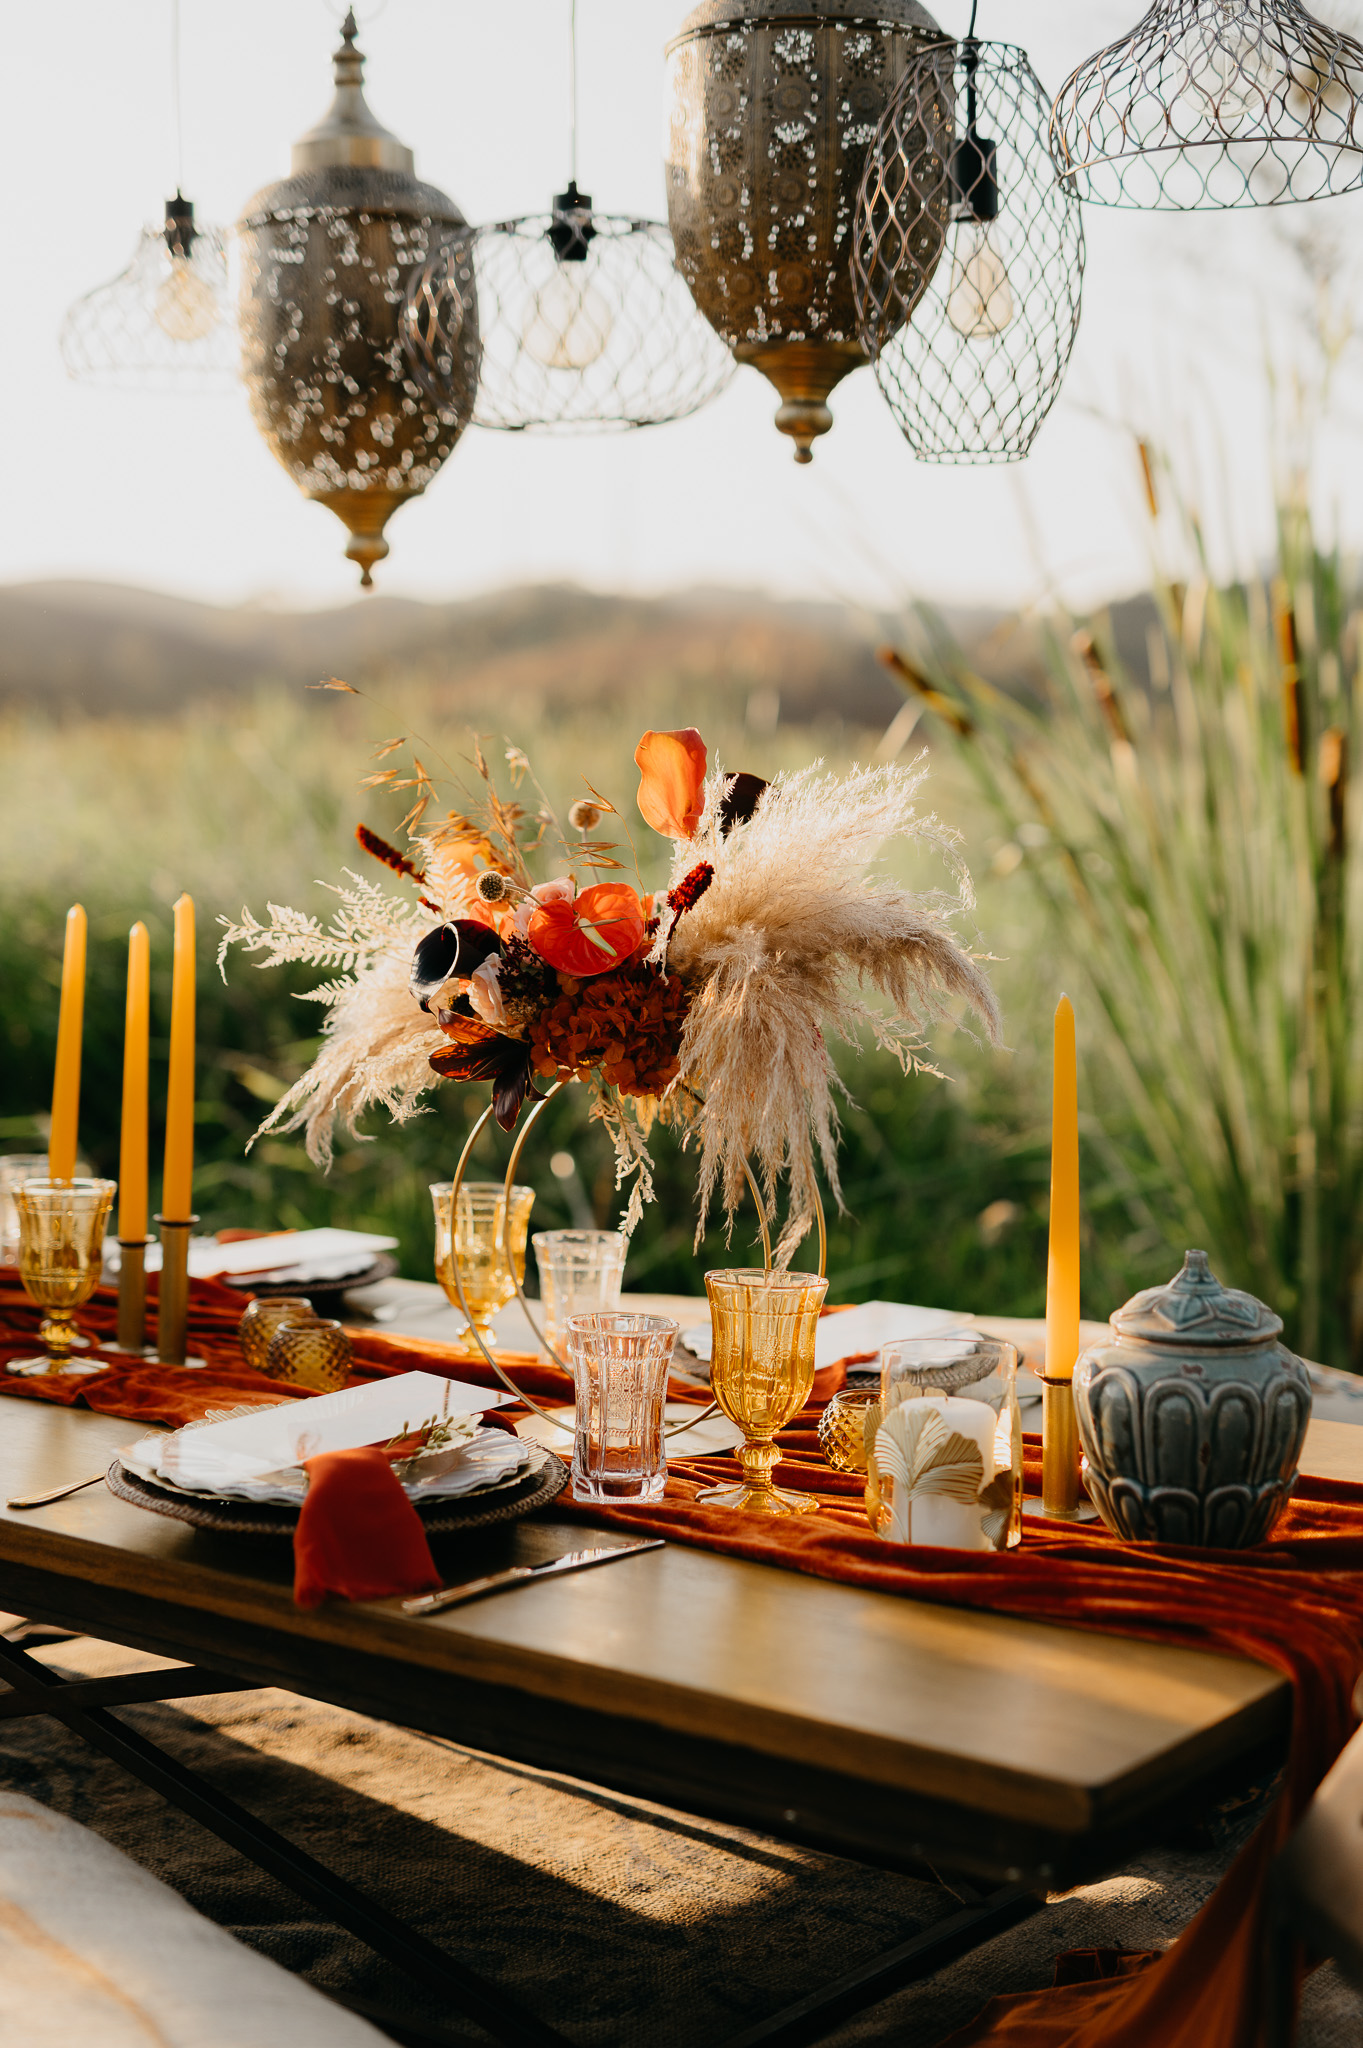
left=699, top=1268, right=829, bottom=1516
left=431, top=1181, right=535, bottom=1355
left=8, top=1178, right=117, bottom=1377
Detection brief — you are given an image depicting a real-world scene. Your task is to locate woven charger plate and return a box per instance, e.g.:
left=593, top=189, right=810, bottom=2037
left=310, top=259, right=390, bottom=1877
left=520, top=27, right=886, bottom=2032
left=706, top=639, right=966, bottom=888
left=105, top=1440, right=568, bottom=1538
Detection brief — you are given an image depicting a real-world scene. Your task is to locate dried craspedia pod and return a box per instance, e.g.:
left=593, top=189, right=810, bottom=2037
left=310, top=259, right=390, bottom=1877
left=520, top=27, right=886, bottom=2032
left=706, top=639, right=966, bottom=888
left=475, top=870, right=511, bottom=903
left=568, top=799, right=604, bottom=832
left=236, top=13, right=477, bottom=587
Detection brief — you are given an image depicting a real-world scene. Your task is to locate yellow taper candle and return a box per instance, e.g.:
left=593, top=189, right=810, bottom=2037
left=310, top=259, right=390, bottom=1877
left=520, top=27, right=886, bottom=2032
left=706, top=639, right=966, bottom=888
left=162, top=896, right=196, bottom=1221
left=118, top=922, right=151, bottom=1242
left=1045, top=994, right=1081, bottom=1379
left=49, top=904, right=87, bottom=1184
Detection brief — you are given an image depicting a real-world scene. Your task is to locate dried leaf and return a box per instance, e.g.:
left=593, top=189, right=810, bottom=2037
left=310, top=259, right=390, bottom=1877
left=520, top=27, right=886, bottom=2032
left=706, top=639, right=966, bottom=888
left=360, top=770, right=399, bottom=789
left=310, top=678, right=360, bottom=694
left=372, top=736, right=407, bottom=760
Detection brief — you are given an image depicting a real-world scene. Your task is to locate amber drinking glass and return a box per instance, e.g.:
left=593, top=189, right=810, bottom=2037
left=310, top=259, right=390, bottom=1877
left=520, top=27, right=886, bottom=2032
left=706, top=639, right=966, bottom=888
left=238, top=1296, right=316, bottom=1374
left=9, top=1178, right=117, bottom=1377
left=700, top=1268, right=829, bottom=1516
left=431, top=1181, right=535, bottom=1354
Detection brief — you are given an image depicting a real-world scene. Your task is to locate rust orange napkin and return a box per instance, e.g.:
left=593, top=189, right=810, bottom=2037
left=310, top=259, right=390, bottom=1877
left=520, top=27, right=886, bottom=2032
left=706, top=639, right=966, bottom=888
left=292, top=1446, right=441, bottom=1608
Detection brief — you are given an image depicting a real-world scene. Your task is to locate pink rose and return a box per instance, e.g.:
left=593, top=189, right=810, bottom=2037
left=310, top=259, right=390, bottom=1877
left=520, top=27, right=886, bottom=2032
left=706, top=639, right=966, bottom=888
left=512, top=875, right=575, bottom=939
left=466, top=954, right=508, bottom=1029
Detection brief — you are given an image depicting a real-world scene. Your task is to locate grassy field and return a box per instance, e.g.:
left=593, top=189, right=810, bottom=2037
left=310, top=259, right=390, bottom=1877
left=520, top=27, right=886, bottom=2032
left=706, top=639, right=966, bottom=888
left=0, top=660, right=1178, bottom=1324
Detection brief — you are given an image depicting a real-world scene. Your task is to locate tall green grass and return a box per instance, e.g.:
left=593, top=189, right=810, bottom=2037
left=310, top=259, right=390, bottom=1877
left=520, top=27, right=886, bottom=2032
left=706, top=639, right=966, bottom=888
left=890, top=484, right=1363, bottom=1367
left=4, top=677, right=1135, bottom=1314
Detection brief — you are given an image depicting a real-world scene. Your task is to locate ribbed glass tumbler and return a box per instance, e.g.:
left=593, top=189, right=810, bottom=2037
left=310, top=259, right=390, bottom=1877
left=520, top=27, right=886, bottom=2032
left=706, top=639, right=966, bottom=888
left=566, top=1311, right=677, bottom=1504
left=532, top=1230, right=627, bottom=1359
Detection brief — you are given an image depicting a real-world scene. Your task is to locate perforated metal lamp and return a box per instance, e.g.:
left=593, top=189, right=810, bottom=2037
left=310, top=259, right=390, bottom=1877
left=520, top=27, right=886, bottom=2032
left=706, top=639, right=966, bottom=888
left=664, top=0, right=949, bottom=462
left=59, top=193, right=238, bottom=394
left=236, top=11, right=474, bottom=586
left=853, top=33, right=1084, bottom=462
left=401, top=182, right=735, bottom=433
left=1050, top=0, right=1363, bottom=209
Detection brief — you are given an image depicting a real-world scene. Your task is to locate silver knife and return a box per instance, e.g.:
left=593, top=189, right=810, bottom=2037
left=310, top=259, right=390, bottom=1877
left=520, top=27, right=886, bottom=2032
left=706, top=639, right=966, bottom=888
left=402, top=1538, right=665, bottom=1616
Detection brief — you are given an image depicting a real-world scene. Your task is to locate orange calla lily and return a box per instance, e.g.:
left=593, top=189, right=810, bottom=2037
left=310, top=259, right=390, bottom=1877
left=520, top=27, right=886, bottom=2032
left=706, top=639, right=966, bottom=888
left=635, top=728, right=707, bottom=840
left=528, top=883, right=647, bottom=979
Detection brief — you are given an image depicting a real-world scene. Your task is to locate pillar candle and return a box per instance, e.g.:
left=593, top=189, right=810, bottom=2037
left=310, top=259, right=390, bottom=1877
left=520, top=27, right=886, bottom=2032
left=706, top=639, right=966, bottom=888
left=1046, top=994, right=1081, bottom=1380
left=48, top=904, right=87, bottom=1185
left=118, top=922, right=150, bottom=1242
left=162, top=896, right=196, bottom=1221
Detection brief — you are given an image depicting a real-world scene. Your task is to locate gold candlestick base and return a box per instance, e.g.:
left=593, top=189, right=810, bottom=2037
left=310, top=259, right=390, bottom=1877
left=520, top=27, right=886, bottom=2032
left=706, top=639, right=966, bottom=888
left=111, top=1236, right=154, bottom=1355
left=155, top=1216, right=207, bottom=1370
left=1041, top=1375, right=1084, bottom=1520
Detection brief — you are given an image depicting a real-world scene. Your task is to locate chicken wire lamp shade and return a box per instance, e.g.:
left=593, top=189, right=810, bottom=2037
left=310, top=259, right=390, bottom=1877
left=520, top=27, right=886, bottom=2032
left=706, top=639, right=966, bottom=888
left=853, top=38, right=1084, bottom=462
left=401, top=181, right=735, bottom=431
left=1050, top=0, right=1363, bottom=209
left=59, top=194, right=238, bottom=393
left=235, top=11, right=475, bottom=586
left=664, top=0, right=950, bottom=463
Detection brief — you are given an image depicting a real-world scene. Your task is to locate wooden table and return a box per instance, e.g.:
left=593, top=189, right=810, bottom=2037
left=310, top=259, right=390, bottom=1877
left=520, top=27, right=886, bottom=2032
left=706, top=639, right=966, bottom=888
left=0, top=1400, right=1354, bottom=2047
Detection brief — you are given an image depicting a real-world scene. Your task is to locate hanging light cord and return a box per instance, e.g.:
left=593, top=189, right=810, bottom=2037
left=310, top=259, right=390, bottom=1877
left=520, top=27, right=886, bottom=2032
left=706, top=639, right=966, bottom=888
left=965, top=0, right=978, bottom=40
left=569, top=0, right=580, bottom=188
left=170, top=0, right=185, bottom=194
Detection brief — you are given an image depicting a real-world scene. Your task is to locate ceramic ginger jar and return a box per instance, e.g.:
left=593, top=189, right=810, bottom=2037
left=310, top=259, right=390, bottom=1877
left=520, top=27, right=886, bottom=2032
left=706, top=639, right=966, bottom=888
left=1073, top=1250, right=1311, bottom=1548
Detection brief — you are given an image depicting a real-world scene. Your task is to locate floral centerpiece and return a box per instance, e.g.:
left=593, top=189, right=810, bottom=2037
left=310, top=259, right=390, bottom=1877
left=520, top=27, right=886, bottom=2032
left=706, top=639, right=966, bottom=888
left=221, top=722, right=1000, bottom=1254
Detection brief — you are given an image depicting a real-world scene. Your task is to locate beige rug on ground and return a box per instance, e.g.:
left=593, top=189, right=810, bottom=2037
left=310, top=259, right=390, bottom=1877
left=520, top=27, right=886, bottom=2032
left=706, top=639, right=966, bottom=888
left=0, top=1631, right=1358, bottom=2047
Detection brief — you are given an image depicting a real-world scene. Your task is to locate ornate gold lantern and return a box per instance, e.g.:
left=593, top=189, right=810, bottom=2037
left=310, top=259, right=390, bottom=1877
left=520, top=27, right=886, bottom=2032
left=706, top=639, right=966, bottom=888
left=236, top=12, right=475, bottom=586
left=664, top=0, right=947, bottom=461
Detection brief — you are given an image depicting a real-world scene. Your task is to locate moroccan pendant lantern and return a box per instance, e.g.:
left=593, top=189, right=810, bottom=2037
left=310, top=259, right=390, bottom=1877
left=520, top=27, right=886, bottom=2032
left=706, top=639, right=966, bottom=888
left=236, top=11, right=475, bottom=586
left=664, top=0, right=948, bottom=462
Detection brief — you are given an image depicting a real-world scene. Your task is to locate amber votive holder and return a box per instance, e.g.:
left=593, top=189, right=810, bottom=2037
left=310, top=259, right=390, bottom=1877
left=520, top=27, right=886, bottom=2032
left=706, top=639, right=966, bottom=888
left=155, top=1215, right=206, bottom=1370
left=264, top=1317, right=354, bottom=1394
left=238, top=1296, right=316, bottom=1375
left=1041, top=1373, right=1084, bottom=1519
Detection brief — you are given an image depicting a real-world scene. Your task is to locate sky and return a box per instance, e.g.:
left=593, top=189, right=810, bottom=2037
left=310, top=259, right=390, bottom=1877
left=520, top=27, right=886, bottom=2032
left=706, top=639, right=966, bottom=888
left=5, top=0, right=1363, bottom=618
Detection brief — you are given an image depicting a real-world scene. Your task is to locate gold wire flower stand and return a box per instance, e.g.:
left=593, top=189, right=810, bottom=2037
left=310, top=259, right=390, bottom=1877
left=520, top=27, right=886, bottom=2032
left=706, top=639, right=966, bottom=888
left=442, top=1078, right=826, bottom=1443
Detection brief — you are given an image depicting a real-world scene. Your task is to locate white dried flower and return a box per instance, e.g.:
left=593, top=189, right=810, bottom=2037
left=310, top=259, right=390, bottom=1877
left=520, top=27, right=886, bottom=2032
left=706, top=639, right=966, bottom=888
left=568, top=799, right=603, bottom=832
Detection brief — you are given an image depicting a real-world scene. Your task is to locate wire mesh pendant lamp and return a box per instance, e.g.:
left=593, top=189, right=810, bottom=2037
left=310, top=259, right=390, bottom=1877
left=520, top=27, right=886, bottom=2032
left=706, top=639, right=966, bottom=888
left=402, top=3, right=734, bottom=432
left=852, top=17, right=1084, bottom=461
left=60, top=4, right=236, bottom=391
left=1050, top=0, right=1363, bottom=208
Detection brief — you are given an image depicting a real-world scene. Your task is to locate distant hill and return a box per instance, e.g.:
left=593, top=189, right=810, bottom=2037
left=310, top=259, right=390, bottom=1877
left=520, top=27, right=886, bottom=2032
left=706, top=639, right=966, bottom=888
left=0, top=577, right=1156, bottom=729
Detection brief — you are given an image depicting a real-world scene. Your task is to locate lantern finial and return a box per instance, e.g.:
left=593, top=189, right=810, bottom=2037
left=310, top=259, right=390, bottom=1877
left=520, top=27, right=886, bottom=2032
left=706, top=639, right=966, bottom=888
left=291, top=8, right=414, bottom=175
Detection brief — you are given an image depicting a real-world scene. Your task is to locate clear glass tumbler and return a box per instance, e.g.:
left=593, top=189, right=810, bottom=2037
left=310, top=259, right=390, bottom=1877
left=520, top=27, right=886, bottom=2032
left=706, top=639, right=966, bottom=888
left=700, top=1268, right=829, bottom=1516
left=868, top=1334, right=1022, bottom=1551
left=431, top=1181, right=535, bottom=1356
left=532, top=1230, right=627, bottom=1359
left=9, top=1178, right=117, bottom=1376
left=566, top=1310, right=677, bottom=1503
left=0, top=1156, right=51, bottom=1267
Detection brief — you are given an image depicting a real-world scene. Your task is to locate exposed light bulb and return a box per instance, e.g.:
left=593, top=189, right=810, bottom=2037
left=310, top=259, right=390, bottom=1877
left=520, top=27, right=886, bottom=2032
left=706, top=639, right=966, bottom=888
left=1189, top=9, right=1272, bottom=126
left=946, top=224, right=1015, bottom=339
left=523, top=264, right=613, bottom=371
left=153, top=257, right=220, bottom=343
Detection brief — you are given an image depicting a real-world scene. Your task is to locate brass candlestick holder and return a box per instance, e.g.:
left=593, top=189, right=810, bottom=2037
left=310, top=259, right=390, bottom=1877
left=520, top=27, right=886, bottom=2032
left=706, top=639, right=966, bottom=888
left=112, top=1235, right=154, bottom=1355
left=1040, top=1373, right=1084, bottom=1520
left=155, top=1215, right=206, bottom=1369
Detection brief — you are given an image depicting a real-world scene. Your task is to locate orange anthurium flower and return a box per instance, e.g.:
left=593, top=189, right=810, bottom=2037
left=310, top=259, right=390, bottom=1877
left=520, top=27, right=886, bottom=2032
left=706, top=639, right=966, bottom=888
left=528, top=883, right=647, bottom=979
left=635, top=728, right=707, bottom=840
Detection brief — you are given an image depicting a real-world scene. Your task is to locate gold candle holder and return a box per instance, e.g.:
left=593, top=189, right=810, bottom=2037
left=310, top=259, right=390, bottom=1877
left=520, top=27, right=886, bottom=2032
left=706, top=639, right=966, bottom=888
left=1041, top=1373, right=1084, bottom=1519
left=155, top=1215, right=206, bottom=1370
left=112, top=1236, right=153, bottom=1355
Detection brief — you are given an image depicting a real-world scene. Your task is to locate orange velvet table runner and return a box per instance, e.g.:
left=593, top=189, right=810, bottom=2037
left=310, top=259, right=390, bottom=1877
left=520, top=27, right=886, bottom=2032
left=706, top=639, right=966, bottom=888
left=2, top=1270, right=1360, bottom=2046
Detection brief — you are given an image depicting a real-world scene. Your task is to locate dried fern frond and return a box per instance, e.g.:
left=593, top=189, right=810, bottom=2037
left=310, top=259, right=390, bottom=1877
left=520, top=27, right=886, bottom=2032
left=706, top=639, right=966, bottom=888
left=661, top=758, right=1001, bottom=1258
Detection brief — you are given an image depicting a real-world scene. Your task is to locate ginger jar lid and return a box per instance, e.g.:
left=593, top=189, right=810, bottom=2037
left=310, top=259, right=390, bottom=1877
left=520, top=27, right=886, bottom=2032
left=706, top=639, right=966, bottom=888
left=1111, top=1250, right=1282, bottom=1349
